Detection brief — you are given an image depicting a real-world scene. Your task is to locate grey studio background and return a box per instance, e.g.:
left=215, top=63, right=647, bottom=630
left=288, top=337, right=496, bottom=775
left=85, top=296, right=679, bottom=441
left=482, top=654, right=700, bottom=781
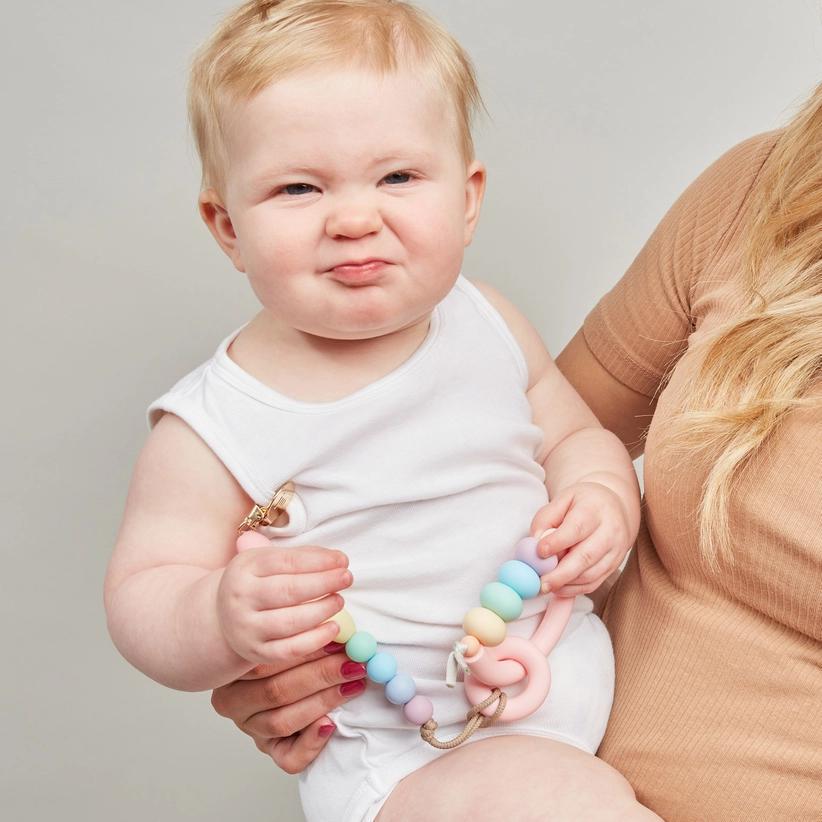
left=2, top=1, right=819, bottom=820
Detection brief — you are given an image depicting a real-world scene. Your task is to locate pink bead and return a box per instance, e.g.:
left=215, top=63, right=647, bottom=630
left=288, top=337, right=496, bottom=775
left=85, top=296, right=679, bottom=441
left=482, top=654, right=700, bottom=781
left=403, top=695, right=434, bottom=725
left=236, top=531, right=271, bottom=551
left=514, top=536, right=558, bottom=576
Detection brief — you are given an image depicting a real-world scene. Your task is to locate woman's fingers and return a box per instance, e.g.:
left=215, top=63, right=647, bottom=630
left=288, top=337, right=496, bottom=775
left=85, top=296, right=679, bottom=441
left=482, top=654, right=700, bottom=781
left=243, top=672, right=366, bottom=739
left=250, top=566, right=353, bottom=610
left=265, top=716, right=338, bottom=774
left=214, top=651, right=363, bottom=725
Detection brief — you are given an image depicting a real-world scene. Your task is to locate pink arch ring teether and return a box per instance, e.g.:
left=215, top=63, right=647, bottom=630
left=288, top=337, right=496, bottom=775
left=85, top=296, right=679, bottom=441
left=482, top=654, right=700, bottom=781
left=463, top=594, right=575, bottom=721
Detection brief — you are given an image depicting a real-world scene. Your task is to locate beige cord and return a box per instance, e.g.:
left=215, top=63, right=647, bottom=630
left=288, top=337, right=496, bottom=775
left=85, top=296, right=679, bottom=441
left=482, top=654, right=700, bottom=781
left=420, top=689, right=507, bottom=749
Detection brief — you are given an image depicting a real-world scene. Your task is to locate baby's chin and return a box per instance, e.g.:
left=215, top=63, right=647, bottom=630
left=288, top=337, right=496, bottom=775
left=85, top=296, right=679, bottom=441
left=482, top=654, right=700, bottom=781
left=298, top=312, right=433, bottom=343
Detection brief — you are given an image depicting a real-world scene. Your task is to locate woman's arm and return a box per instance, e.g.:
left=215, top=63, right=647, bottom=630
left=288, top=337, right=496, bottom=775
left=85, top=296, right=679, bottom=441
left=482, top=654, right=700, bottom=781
left=556, top=330, right=656, bottom=459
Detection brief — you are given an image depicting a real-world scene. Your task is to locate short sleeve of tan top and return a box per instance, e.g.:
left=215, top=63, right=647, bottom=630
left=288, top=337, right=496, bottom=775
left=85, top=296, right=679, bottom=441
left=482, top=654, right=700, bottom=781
left=584, top=132, right=822, bottom=822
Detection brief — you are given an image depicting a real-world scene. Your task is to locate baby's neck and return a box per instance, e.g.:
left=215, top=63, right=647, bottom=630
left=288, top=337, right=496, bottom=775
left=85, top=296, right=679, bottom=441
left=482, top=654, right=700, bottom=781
left=227, top=312, right=433, bottom=403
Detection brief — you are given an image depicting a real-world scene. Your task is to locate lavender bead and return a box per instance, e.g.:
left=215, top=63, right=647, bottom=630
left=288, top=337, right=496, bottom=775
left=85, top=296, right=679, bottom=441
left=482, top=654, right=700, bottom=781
left=403, top=695, right=434, bottom=725
left=514, top=536, right=558, bottom=576
left=385, top=673, right=416, bottom=705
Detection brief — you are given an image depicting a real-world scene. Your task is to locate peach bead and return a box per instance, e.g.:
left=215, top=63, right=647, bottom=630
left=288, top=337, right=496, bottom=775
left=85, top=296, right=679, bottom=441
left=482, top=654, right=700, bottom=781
left=462, top=607, right=506, bottom=647
left=460, top=635, right=481, bottom=657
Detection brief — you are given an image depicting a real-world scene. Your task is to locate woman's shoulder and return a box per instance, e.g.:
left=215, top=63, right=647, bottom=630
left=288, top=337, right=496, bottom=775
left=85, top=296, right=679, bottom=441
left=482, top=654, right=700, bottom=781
left=709, top=130, right=781, bottom=175
left=682, top=130, right=781, bottom=239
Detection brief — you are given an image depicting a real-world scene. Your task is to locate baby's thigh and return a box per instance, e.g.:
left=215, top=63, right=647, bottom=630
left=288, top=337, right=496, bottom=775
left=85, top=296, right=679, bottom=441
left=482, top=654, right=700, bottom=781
left=377, top=735, right=662, bottom=822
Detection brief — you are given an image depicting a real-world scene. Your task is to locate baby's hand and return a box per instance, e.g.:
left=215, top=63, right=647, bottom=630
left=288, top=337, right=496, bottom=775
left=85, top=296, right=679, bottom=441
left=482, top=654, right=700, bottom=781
left=216, top=545, right=352, bottom=666
left=530, top=481, right=633, bottom=597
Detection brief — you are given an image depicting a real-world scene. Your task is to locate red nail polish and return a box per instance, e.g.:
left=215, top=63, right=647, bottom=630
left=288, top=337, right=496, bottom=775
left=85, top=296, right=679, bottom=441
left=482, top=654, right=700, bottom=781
left=340, top=680, right=366, bottom=697
left=324, top=642, right=346, bottom=654
left=341, top=661, right=367, bottom=679
left=318, top=723, right=336, bottom=738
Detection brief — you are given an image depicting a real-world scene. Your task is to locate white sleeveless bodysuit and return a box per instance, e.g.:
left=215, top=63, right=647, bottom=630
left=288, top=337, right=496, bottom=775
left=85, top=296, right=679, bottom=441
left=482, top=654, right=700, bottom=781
left=148, top=276, right=614, bottom=822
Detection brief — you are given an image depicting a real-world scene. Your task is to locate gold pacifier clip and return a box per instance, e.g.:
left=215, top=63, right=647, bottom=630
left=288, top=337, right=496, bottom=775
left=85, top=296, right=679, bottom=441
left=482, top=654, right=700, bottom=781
left=238, top=481, right=295, bottom=532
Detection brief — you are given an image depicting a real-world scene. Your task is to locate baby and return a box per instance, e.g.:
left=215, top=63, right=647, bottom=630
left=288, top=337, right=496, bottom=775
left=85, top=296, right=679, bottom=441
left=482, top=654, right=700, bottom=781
left=105, top=1, right=657, bottom=819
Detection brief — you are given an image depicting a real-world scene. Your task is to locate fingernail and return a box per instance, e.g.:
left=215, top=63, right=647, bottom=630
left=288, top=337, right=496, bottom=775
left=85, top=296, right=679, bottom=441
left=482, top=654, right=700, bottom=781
left=341, top=661, right=367, bottom=679
left=324, top=642, right=346, bottom=654
left=340, top=680, right=366, bottom=697
left=541, top=581, right=551, bottom=594
left=318, top=722, right=336, bottom=738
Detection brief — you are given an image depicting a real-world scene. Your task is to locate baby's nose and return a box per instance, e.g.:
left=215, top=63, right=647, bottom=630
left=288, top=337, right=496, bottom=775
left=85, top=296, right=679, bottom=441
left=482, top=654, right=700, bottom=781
left=325, top=197, right=383, bottom=239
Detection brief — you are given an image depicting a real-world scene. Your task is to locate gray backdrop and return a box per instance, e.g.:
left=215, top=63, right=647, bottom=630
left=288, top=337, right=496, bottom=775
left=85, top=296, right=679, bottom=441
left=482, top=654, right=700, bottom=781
left=2, top=2, right=819, bottom=820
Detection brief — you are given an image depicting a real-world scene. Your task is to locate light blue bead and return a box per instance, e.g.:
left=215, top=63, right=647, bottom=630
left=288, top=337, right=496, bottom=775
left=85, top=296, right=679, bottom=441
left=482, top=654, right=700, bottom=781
left=346, top=631, right=377, bottom=663
left=498, top=560, right=541, bottom=600
left=480, top=581, right=524, bottom=621
left=384, top=673, right=416, bottom=705
left=367, top=652, right=398, bottom=684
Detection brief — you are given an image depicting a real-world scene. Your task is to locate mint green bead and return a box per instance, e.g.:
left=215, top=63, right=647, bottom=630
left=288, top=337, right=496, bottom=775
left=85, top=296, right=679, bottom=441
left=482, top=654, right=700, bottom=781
left=346, top=631, right=377, bottom=663
left=480, top=581, right=524, bottom=621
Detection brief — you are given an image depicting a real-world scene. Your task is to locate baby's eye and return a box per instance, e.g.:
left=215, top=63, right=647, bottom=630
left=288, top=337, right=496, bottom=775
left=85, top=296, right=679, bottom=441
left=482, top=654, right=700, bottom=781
left=280, top=183, right=317, bottom=196
left=382, top=171, right=413, bottom=185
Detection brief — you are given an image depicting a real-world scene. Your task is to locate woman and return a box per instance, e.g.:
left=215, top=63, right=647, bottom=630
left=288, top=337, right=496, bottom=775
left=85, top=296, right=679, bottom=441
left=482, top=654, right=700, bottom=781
left=211, top=84, right=822, bottom=820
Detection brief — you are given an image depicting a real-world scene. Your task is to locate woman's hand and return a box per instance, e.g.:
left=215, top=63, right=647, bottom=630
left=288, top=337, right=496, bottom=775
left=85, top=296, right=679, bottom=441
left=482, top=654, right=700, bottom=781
left=211, top=643, right=367, bottom=774
left=531, top=481, right=633, bottom=597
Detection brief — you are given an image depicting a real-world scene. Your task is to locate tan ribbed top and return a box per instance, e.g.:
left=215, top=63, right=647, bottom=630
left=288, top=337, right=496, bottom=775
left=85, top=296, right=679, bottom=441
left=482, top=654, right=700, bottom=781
left=584, top=132, right=822, bottom=821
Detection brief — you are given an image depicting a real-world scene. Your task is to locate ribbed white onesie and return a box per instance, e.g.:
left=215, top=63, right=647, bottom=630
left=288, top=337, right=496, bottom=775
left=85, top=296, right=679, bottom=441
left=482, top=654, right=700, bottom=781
left=148, top=276, right=614, bottom=822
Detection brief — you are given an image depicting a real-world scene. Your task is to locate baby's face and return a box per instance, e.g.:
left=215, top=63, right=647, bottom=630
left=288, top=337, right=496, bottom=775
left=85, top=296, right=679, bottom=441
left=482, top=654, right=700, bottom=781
left=206, top=65, right=485, bottom=341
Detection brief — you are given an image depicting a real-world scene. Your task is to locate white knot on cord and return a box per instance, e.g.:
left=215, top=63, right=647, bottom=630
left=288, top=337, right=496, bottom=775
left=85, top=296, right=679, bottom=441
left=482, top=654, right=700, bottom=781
left=445, top=641, right=471, bottom=688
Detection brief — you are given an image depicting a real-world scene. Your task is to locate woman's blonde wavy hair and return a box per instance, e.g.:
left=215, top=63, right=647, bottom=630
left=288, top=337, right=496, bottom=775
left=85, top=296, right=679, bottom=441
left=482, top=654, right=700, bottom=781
left=667, top=82, right=822, bottom=566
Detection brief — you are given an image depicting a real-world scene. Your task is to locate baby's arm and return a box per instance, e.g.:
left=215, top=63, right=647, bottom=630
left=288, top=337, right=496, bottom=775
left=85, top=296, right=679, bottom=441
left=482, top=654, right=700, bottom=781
left=104, top=413, right=350, bottom=691
left=474, top=282, right=640, bottom=595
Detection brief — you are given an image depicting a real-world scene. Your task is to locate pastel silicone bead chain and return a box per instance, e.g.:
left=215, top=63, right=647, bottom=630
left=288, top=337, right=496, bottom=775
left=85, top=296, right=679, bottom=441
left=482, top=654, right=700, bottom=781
left=238, top=511, right=575, bottom=743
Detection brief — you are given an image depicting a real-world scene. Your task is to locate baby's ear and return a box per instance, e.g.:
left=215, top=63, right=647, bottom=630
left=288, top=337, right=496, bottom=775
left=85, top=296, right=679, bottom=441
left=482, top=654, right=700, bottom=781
left=463, top=161, right=486, bottom=246
left=198, top=189, right=245, bottom=273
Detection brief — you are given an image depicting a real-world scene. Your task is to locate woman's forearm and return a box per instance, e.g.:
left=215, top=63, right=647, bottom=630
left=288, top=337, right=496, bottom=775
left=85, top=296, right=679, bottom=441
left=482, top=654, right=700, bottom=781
left=105, top=565, right=250, bottom=691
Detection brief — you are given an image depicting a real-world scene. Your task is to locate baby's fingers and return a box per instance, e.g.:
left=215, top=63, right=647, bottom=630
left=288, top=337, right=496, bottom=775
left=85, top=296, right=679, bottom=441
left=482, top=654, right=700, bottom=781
left=247, top=545, right=350, bottom=576
left=531, top=490, right=574, bottom=536
left=252, top=567, right=353, bottom=610
left=537, top=505, right=597, bottom=558
left=539, top=534, right=607, bottom=592
left=548, top=553, right=615, bottom=597
left=256, top=594, right=344, bottom=643
left=254, top=620, right=342, bottom=667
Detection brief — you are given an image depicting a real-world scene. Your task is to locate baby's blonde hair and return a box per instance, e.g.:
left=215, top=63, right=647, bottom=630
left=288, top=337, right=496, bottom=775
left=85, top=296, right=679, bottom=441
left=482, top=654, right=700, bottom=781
left=188, top=0, right=482, bottom=192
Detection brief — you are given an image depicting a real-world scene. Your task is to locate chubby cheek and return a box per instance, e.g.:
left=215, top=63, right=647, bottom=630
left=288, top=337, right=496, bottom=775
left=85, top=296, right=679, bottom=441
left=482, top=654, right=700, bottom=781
left=238, top=215, right=314, bottom=284
left=412, top=218, right=466, bottom=280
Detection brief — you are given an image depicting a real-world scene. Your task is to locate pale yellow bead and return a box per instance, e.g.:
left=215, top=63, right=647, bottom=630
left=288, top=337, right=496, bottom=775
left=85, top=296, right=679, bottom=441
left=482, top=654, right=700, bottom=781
left=462, top=607, right=507, bottom=647
left=328, top=609, right=356, bottom=643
